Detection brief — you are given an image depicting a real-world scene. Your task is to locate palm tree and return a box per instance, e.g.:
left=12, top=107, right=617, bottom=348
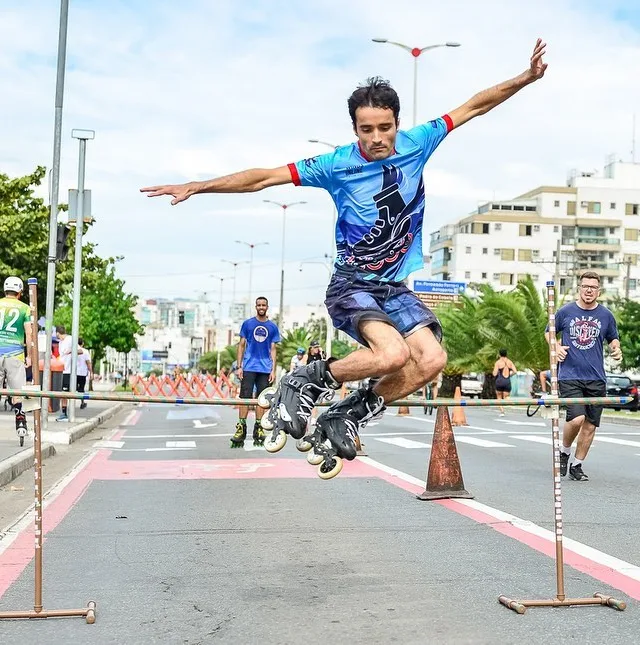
left=277, top=328, right=313, bottom=369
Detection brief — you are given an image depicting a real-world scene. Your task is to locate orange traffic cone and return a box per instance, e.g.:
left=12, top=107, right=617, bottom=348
left=451, top=385, right=468, bottom=427
left=355, top=434, right=367, bottom=456
left=417, top=406, right=473, bottom=501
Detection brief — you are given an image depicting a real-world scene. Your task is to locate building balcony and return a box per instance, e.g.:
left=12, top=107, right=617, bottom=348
left=574, top=236, right=620, bottom=251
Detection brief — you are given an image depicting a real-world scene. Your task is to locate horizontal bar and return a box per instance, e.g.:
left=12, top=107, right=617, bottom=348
left=0, top=608, right=91, bottom=618
left=0, top=389, right=630, bottom=408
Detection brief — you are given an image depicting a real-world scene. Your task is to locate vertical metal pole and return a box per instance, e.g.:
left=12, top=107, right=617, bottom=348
left=546, top=280, right=566, bottom=601
left=69, top=139, right=87, bottom=422
left=42, top=0, right=70, bottom=431
left=554, top=239, right=561, bottom=295
left=412, top=55, right=419, bottom=127
left=279, top=205, right=287, bottom=328
left=248, top=246, right=254, bottom=309
left=27, top=279, right=44, bottom=613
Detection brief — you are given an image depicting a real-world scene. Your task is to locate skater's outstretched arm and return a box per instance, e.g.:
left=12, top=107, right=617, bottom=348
left=447, top=38, right=547, bottom=130
left=141, top=166, right=293, bottom=205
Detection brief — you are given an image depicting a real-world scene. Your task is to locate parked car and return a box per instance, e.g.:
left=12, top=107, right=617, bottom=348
left=604, top=374, right=639, bottom=411
left=461, top=373, right=484, bottom=398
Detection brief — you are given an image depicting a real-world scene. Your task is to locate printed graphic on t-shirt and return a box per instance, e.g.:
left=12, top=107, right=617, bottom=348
left=568, top=315, right=602, bottom=351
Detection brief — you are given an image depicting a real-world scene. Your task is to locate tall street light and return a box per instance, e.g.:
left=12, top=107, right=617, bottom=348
left=68, top=128, right=95, bottom=422
left=221, top=259, right=248, bottom=318
left=263, top=200, right=306, bottom=329
left=235, top=240, right=268, bottom=312
left=372, top=39, right=460, bottom=126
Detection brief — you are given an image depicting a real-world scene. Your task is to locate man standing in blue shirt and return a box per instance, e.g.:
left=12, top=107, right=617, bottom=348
left=549, top=272, right=622, bottom=482
left=143, top=40, right=548, bottom=470
left=232, top=296, right=280, bottom=447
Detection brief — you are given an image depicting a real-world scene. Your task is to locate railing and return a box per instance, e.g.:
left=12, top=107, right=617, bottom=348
left=576, top=236, right=620, bottom=245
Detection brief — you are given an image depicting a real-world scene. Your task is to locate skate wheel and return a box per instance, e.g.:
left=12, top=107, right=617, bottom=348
left=257, top=387, right=277, bottom=409
left=260, top=415, right=274, bottom=430
left=264, top=430, right=287, bottom=453
left=307, top=451, right=324, bottom=466
left=296, top=438, right=312, bottom=453
left=318, top=456, right=343, bottom=480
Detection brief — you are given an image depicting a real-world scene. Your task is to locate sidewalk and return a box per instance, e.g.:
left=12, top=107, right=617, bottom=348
left=0, top=398, right=125, bottom=488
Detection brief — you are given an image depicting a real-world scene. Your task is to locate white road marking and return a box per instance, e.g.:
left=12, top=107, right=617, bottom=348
left=123, top=433, right=231, bottom=439
left=166, top=441, right=196, bottom=448
left=454, top=436, right=515, bottom=448
left=357, top=456, right=640, bottom=583
left=373, top=437, right=430, bottom=449
left=243, top=444, right=265, bottom=452
left=93, top=440, right=125, bottom=449
left=497, top=419, right=546, bottom=427
left=192, top=420, right=219, bottom=428
left=509, top=435, right=553, bottom=445
left=593, top=437, right=640, bottom=448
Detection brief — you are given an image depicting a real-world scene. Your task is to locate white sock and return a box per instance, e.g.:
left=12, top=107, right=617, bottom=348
left=560, top=446, right=571, bottom=456
left=572, top=458, right=583, bottom=467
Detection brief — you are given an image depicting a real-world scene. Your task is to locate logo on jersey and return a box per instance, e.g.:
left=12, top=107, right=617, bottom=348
left=304, top=156, right=320, bottom=167
left=568, top=316, right=601, bottom=351
left=253, top=326, right=269, bottom=343
left=341, top=164, right=422, bottom=276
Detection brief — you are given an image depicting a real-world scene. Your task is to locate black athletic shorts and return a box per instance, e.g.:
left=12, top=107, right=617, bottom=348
left=240, top=371, right=270, bottom=399
left=559, top=380, right=606, bottom=427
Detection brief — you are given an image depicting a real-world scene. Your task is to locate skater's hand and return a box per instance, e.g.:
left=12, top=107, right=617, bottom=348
left=556, top=345, right=570, bottom=362
left=268, top=370, right=276, bottom=384
left=610, top=345, right=623, bottom=361
left=237, top=367, right=243, bottom=380
left=140, top=181, right=199, bottom=205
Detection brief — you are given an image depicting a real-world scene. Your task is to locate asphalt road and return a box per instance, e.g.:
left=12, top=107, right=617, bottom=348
left=0, top=401, right=639, bottom=644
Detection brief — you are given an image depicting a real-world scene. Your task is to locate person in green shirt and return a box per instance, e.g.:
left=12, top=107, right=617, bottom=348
left=0, top=277, right=32, bottom=437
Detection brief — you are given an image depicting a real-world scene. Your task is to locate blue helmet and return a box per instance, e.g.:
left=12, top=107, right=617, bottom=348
left=296, top=348, right=305, bottom=354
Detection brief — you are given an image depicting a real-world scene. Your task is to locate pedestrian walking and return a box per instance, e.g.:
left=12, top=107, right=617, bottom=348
left=231, top=297, right=280, bottom=447
left=76, top=338, right=93, bottom=410
left=56, top=325, right=86, bottom=421
left=549, top=271, right=622, bottom=481
left=493, top=349, right=516, bottom=416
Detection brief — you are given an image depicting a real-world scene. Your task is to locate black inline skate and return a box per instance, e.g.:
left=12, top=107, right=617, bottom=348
left=302, top=385, right=385, bottom=479
left=15, top=409, right=28, bottom=448
left=230, top=419, right=247, bottom=448
left=252, top=421, right=266, bottom=447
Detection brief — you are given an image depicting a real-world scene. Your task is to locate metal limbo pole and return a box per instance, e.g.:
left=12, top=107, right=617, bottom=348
left=498, top=280, right=626, bottom=614
left=0, top=278, right=96, bottom=623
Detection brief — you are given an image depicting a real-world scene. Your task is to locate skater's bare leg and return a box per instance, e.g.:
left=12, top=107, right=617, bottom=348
left=369, top=327, right=446, bottom=404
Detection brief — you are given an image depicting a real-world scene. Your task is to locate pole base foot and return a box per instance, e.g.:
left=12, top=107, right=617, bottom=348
left=498, top=593, right=626, bottom=614
left=0, top=600, right=97, bottom=623
left=417, top=489, right=474, bottom=501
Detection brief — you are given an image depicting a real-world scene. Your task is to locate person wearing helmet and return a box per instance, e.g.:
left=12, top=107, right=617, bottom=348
left=0, top=277, right=32, bottom=441
left=306, top=340, right=325, bottom=364
left=289, top=347, right=307, bottom=373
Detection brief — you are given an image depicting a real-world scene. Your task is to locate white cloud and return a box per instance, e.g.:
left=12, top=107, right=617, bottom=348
left=1, top=0, right=640, bottom=308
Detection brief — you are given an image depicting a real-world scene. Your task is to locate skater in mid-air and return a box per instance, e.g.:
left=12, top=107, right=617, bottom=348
left=143, top=39, right=547, bottom=477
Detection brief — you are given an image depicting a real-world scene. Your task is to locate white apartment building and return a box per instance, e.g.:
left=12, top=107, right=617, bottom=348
left=428, top=159, right=640, bottom=298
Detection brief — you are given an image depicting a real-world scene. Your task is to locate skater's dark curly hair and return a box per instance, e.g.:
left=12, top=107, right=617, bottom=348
left=348, top=77, right=400, bottom=127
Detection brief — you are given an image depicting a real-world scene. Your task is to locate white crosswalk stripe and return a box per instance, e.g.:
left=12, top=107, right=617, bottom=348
left=510, top=435, right=553, bottom=445
left=454, top=436, right=515, bottom=448
left=166, top=441, right=196, bottom=448
left=593, top=437, right=640, bottom=448
left=373, top=437, right=430, bottom=449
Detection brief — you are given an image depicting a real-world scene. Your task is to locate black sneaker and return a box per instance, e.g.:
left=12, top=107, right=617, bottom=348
left=569, top=463, right=589, bottom=481
left=559, top=452, right=569, bottom=477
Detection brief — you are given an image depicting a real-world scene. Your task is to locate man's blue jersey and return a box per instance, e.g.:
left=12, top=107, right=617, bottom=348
left=288, top=115, right=452, bottom=282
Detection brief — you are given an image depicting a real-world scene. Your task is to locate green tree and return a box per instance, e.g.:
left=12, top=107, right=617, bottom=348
left=611, top=298, right=640, bottom=370
left=277, top=328, right=313, bottom=369
left=54, top=263, right=142, bottom=366
left=199, top=345, right=238, bottom=373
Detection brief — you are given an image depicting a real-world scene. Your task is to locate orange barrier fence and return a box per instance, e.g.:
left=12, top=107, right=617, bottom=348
left=130, top=373, right=236, bottom=399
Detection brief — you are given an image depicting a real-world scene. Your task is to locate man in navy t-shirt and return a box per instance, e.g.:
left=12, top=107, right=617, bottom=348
left=548, top=271, right=622, bottom=482
left=231, top=296, right=280, bottom=447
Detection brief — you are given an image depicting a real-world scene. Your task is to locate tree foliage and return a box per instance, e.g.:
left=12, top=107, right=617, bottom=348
left=611, top=298, right=640, bottom=370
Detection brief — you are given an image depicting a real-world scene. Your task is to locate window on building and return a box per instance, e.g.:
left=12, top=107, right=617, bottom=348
left=518, top=249, right=533, bottom=262
left=465, top=246, right=472, bottom=254
left=554, top=200, right=560, bottom=207
left=491, top=204, right=500, bottom=210
left=494, top=223, right=502, bottom=231
left=532, top=250, right=540, bottom=258
left=292, top=322, right=299, bottom=329
left=494, top=248, right=501, bottom=255
left=492, top=273, right=500, bottom=281
left=624, top=254, right=638, bottom=266
left=567, top=201, right=576, bottom=216
left=625, top=228, right=639, bottom=241
left=610, top=227, right=616, bottom=234
left=513, top=205, right=524, bottom=211
left=500, top=273, right=514, bottom=286
left=609, top=252, right=615, bottom=259
left=465, top=271, right=471, bottom=279
left=482, top=272, right=487, bottom=279
left=533, top=275, right=539, bottom=280
left=500, top=205, right=512, bottom=211
left=517, top=273, right=530, bottom=282
left=473, top=222, right=490, bottom=234
left=525, top=206, right=537, bottom=212
left=553, top=226, right=559, bottom=232
left=607, top=277, right=614, bottom=284
left=610, top=202, right=616, bottom=210
left=587, top=202, right=601, bottom=214
left=533, top=225, right=540, bottom=232
left=628, top=279, right=638, bottom=290
left=482, top=248, right=488, bottom=255
left=519, top=224, right=533, bottom=236
left=501, top=249, right=515, bottom=261
left=625, top=203, right=640, bottom=216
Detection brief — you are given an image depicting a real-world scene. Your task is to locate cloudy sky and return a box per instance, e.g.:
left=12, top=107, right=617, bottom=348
left=2, top=0, right=640, bottom=313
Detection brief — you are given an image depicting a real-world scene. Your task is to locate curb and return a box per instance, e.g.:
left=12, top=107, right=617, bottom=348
left=0, top=444, right=57, bottom=488
left=41, top=402, right=126, bottom=446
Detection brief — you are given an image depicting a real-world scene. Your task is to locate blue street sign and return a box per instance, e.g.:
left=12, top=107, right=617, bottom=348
left=413, top=280, right=466, bottom=295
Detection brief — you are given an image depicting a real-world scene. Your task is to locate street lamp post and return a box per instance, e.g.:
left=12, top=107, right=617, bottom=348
left=299, top=255, right=334, bottom=358
left=235, top=240, right=268, bottom=312
left=221, top=259, right=248, bottom=315
left=372, top=39, right=460, bottom=126
left=263, top=200, right=306, bottom=330
left=68, top=128, right=95, bottom=422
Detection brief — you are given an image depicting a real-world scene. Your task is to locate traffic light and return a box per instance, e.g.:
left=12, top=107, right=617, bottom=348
left=178, top=310, right=185, bottom=325
left=56, top=223, right=71, bottom=261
